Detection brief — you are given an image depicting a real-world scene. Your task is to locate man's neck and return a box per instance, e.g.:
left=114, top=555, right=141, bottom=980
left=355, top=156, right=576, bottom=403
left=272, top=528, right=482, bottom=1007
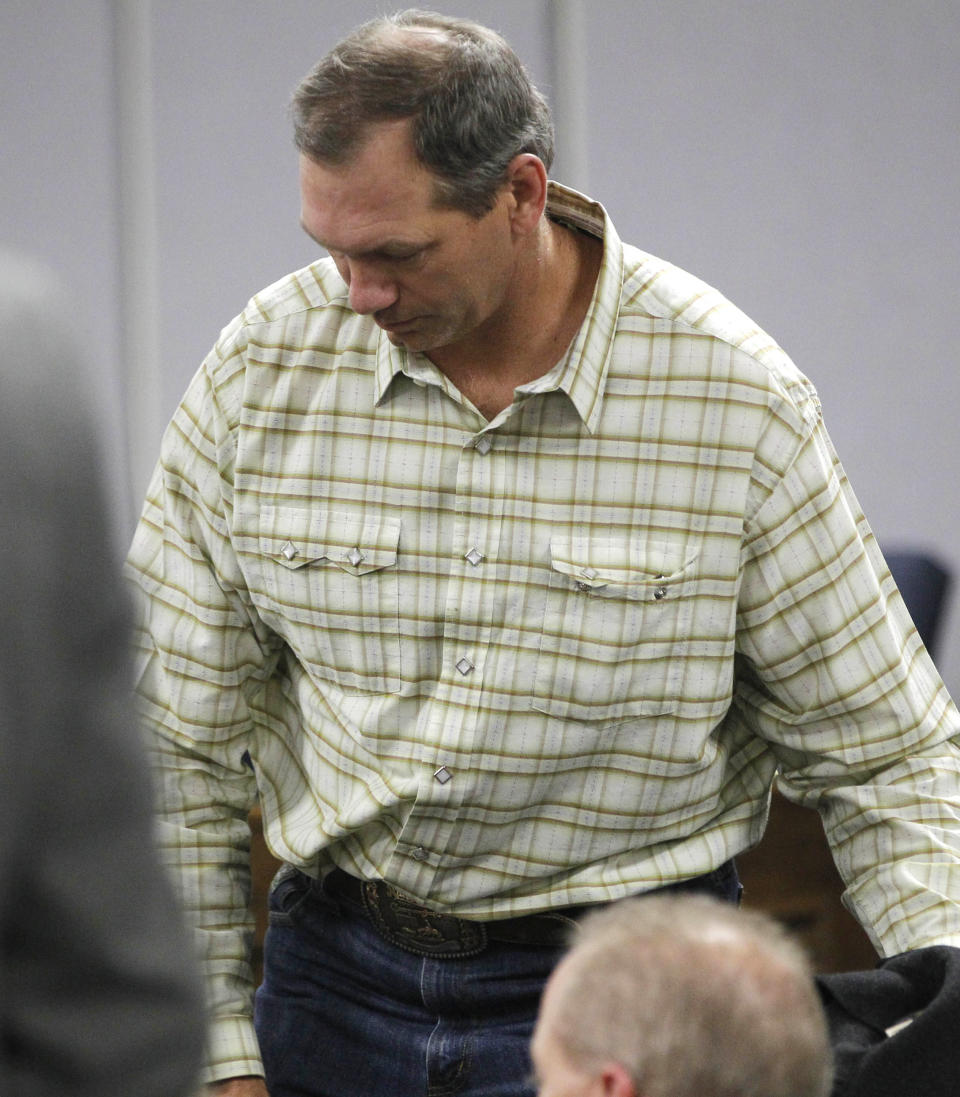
left=429, top=218, right=602, bottom=420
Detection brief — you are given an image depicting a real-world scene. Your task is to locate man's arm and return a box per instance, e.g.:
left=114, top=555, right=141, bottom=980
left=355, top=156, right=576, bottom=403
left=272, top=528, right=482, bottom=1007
left=126, top=335, right=280, bottom=1083
left=734, top=410, right=960, bottom=955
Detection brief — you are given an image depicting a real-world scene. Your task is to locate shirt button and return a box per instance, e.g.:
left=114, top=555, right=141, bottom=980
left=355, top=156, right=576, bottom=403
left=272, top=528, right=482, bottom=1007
left=474, top=435, right=493, bottom=455
left=465, top=547, right=484, bottom=567
left=654, top=586, right=668, bottom=600
left=347, top=547, right=365, bottom=567
left=434, top=766, right=452, bottom=785
left=281, top=540, right=298, bottom=561
left=411, top=847, right=429, bottom=862
left=455, top=657, right=475, bottom=676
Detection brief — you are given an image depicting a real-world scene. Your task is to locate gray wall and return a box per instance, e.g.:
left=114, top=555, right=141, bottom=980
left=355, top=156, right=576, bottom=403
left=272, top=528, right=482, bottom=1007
left=3, top=0, right=957, bottom=695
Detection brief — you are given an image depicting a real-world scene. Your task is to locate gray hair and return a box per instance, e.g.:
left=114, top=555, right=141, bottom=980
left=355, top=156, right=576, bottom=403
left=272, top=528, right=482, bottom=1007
left=547, top=894, right=834, bottom=1097
left=290, top=9, right=554, bottom=218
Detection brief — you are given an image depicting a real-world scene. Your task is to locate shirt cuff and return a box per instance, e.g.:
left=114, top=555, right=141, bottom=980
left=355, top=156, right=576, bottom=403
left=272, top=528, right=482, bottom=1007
left=202, top=1014, right=265, bottom=1085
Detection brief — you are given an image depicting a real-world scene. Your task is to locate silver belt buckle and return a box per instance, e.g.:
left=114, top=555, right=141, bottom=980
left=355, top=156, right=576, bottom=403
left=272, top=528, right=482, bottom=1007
left=360, top=880, right=487, bottom=958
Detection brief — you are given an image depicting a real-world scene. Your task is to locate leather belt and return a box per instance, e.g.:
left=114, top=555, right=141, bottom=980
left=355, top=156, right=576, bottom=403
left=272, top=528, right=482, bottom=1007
left=323, top=869, right=589, bottom=959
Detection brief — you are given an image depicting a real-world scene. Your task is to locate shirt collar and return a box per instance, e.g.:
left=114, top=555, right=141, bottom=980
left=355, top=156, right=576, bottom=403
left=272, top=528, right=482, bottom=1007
left=518, top=182, right=623, bottom=432
left=374, top=338, right=441, bottom=406
left=374, top=182, right=624, bottom=432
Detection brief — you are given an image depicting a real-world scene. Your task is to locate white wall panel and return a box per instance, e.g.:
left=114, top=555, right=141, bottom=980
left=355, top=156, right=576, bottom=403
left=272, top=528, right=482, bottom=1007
left=0, top=0, right=129, bottom=527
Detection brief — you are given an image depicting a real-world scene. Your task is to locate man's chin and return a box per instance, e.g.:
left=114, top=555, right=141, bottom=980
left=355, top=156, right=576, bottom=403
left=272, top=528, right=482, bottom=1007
left=377, top=315, right=467, bottom=356
left=381, top=322, right=443, bottom=353
left=378, top=317, right=418, bottom=342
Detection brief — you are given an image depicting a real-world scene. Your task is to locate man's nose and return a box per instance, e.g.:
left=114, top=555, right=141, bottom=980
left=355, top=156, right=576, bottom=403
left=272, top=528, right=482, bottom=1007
left=345, top=261, right=399, bottom=315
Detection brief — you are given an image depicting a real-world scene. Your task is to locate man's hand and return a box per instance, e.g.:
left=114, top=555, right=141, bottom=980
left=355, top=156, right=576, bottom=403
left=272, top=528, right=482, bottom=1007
left=207, top=1077, right=270, bottom=1097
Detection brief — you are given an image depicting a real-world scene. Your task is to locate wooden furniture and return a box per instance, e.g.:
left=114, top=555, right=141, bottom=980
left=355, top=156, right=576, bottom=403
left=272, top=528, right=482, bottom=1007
left=249, top=807, right=280, bottom=985
left=737, top=785, right=877, bottom=972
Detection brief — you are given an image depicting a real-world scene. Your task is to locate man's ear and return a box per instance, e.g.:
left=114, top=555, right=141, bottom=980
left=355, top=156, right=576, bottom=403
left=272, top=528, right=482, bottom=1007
left=598, top=1060, right=637, bottom=1097
left=504, top=153, right=548, bottom=235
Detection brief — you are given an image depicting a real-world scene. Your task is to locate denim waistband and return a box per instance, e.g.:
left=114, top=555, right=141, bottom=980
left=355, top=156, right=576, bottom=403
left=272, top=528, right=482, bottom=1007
left=319, top=859, right=741, bottom=959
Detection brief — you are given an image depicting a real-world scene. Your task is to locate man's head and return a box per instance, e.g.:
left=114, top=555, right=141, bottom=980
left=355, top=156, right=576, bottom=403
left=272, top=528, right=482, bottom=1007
left=294, top=14, right=559, bottom=355
left=531, top=895, right=834, bottom=1097
left=291, top=9, right=554, bottom=218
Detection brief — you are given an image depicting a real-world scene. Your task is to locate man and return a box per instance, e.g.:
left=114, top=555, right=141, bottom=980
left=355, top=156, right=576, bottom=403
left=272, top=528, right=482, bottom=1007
left=125, top=10, right=960, bottom=1097
left=0, top=252, right=205, bottom=1096
left=530, top=894, right=834, bottom=1097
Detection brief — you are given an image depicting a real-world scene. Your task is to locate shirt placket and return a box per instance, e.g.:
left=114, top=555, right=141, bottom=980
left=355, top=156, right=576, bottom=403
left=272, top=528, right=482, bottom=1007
left=392, top=425, right=505, bottom=894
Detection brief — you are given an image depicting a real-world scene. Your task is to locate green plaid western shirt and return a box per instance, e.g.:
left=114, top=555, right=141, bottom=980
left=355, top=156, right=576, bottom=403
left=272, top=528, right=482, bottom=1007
left=127, top=183, right=960, bottom=1078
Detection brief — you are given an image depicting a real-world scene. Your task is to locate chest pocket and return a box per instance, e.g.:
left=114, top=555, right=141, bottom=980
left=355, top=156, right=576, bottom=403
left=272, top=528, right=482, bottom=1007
left=532, top=535, right=698, bottom=722
left=251, top=506, right=402, bottom=693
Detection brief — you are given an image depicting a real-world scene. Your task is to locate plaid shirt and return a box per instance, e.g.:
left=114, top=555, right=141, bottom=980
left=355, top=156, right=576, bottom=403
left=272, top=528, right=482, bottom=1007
left=127, top=183, right=960, bottom=1079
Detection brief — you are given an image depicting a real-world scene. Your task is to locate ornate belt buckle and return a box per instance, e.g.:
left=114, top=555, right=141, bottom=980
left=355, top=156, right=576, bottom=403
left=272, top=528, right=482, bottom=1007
left=360, top=880, right=487, bottom=958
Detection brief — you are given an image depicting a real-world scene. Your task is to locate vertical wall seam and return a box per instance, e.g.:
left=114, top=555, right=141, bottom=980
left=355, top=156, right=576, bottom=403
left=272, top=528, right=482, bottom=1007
left=546, top=0, right=590, bottom=193
left=112, top=0, right=164, bottom=517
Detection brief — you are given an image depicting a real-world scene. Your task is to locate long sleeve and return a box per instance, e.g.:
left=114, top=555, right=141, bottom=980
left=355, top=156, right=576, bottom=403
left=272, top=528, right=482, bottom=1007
left=126, top=326, right=281, bottom=1081
left=733, top=409, right=960, bottom=955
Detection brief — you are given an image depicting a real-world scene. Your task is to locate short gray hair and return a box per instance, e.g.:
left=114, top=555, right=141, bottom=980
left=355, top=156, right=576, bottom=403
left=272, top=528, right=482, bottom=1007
left=290, top=9, right=554, bottom=218
left=548, top=895, right=834, bottom=1097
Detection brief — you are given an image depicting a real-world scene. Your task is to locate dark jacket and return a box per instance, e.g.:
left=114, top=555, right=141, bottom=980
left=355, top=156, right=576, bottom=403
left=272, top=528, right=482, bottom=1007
left=0, top=255, right=205, bottom=1097
left=817, top=945, right=960, bottom=1097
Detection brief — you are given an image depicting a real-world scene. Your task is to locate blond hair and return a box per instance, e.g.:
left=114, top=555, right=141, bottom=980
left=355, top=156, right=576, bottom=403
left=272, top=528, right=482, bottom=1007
left=547, top=894, right=833, bottom=1097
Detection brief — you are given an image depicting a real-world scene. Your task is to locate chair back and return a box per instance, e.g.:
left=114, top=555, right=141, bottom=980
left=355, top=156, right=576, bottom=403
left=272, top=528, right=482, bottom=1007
left=883, top=550, right=952, bottom=660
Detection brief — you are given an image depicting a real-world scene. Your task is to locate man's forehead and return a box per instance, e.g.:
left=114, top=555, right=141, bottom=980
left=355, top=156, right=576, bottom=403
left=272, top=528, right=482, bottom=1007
left=298, top=157, right=468, bottom=258
left=298, top=141, right=445, bottom=212
left=298, top=215, right=433, bottom=260
left=536, top=962, right=569, bottom=1024
left=527, top=1011, right=554, bottom=1083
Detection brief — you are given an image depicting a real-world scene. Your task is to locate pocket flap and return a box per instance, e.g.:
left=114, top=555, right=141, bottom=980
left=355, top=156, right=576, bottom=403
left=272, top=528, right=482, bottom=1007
left=549, top=535, right=696, bottom=588
left=259, top=507, right=400, bottom=575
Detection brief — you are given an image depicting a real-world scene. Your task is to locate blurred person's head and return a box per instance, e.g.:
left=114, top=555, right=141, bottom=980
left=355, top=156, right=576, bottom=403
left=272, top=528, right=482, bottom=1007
left=531, top=894, right=833, bottom=1097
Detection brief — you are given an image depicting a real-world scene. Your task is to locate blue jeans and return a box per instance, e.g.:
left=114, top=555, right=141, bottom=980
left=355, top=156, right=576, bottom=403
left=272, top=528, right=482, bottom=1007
left=254, top=862, right=740, bottom=1097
